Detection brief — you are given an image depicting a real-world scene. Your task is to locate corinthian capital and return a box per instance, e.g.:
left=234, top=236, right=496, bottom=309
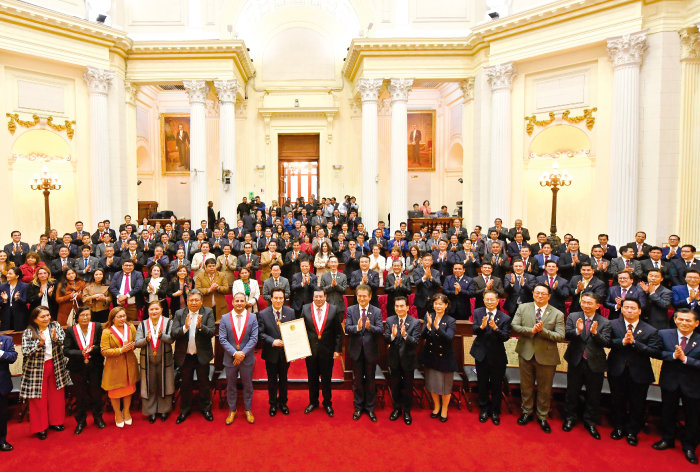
left=213, top=79, right=240, bottom=103
left=183, top=80, right=208, bottom=105
left=388, top=78, right=413, bottom=102
left=461, top=77, right=475, bottom=103
left=607, top=31, right=647, bottom=68
left=485, top=63, right=516, bottom=91
left=680, top=27, right=700, bottom=61
left=84, top=67, right=114, bottom=95
left=357, top=78, right=383, bottom=103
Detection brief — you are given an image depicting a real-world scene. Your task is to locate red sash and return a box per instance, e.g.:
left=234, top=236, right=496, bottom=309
left=110, top=324, right=130, bottom=346
left=146, top=316, right=164, bottom=353
left=312, top=303, right=329, bottom=338
left=73, top=322, right=95, bottom=351
left=230, top=310, right=249, bottom=349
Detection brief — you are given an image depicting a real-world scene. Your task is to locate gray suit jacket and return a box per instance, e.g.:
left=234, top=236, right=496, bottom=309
left=511, top=302, right=565, bottom=365
left=607, top=257, right=643, bottom=280
left=564, top=312, right=611, bottom=372
left=318, top=271, right=348, bottom=311
left=74, top=256, right=100, bottom=281
left=261, top=276, right=291, bottom=302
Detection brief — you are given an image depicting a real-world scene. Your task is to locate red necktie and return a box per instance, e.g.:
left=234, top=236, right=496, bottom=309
left=681, top=336, right=688, bottom=350
left=124, top=273, right=130, bottom=306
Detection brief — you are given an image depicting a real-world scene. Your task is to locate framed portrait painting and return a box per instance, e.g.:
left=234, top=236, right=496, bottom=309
left=407, top=110, right=435, bottom=171
left=160, top=114, right=190, bottom=175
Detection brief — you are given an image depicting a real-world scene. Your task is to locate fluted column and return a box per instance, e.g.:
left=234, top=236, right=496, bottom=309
left=678, top=27, right=700, bottom=245
left=461, top=78, right=475, bottom=225
left=357, top=78, right=383, bottom=232
left=84, top=66, right=114, bottom=227
left=214, top=79, right=239, bottom=222
left=124, top=82, right=139, bottom=219
left=485, top=63, right=515, bottom=224
left=606, top=31, right=647, bottom=246
left=183, top=80, right=208, bottom=226
left=388, top=78, right=413, bottom=233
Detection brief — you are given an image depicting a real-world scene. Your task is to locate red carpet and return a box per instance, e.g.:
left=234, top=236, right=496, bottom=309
left=1, top=390, right=693, bottom=471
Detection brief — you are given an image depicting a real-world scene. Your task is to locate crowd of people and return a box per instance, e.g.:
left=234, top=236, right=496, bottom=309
left=0, top=194, right=697, bottom=464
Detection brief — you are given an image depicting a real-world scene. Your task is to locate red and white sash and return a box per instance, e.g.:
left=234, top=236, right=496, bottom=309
left=74, top=322, right=94, bottom=351
left=146, top=316, right=164, bottom=353
left=230, top=310, right=249, bottom=349
left=312, top=303, right=329, bottom=338
left=110, top=324, right=130, bottom=346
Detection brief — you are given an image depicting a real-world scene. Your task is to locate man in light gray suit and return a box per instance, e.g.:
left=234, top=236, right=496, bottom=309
left=262, top=263, right=291, bottom=302
left=74, top=245, right=100, bottom=281
left=219, top=292, right=259, bottom=425
left=318, top=255, right=348, bottom=314
left=511, top=283, right=565, bottom=433
left=608, top=245, right=643, bottom=282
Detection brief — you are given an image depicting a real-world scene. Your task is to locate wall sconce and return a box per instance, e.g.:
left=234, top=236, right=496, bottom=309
left=255, top=165, right=265, bottom=171
left=222, top=168, right=232, bottom=185
left=332, top=165, right=343, bottom=170
left=294, top=99, right=300, bottom=108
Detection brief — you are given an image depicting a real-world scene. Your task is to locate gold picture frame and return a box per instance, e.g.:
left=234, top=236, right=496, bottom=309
left=160, top=113, right=190, bottom=175
left=407, top=110, right=436, bottom=171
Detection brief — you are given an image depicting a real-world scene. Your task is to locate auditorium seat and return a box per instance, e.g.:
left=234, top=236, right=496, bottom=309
left=374, top=365, right=387, bottom=409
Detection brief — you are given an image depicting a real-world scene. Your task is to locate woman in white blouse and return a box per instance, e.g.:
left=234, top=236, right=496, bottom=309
left=190, top=241, right=216, bottom=277
left=368, top=245, right=386, bottom=286
left=385, top=246, right=405, bottom=272
left=231, top=267, right=260, bottom=313
left=313, top=241, right=332, bottom=278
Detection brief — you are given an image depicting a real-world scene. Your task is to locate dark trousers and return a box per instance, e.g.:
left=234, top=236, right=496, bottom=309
left=0, top=394, right=7, bottom=443
left=661, top=388, right=700, bottom=450
left=389, top=365, right=414, bottom=411
left=609, top=369, right=649, bottom=435
left=265, top=358, right=289, bottom=406
left=306, top=352, right=334, bottom=407
left=179, top=354, right=212, bottom=414
left=351, top=352, right=376, bottom=411
left=564, top=360, right=604, bottom=424
left=475, top=359, right=505, bottom=414
left=70, top=368, right=104, bottom=423
left=416, top=305, right=428, bottom=320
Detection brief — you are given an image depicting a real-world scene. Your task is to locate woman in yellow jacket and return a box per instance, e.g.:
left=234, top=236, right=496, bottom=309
left=100, top=307, right=138, bottom=428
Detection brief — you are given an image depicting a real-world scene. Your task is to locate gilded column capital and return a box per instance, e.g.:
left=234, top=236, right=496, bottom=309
left=680, top=27, right=700, bottom=62
left=84, top=66, right=114, bottom=95
left=607, top=31, right=647, bottom=68
left=485, top=63, right=515, bottom=91
left=461, top=77, right=475, bottom=103
left=125, top=82, right=138, bottom=105
left=183, top=80, right=208, bottom=105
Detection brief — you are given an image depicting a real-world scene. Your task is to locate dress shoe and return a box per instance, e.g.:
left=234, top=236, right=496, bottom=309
left=74, top=422, right=86, bottom=435
left=651, top=440, right=675, bottom=450
left=610, top=429, right=625, bottom=440
left=202, top=410, right=214, bottom=422
left=479, top=411, right=489, bottom=423
left=537, top=419, right=551, bottom=433
left=403, top=411, right=412, bottom=425
left=584, top=423, right=601, bottom=440
left=48, top=424, right=64, bottom=432
left=175, top=413, right=189, bottom=424
left=324, top=405, right=334, bottom=417
left=245, top=411, right=255, bottom=424
left=626, top=434, right=638, bottom=446
left=389, top=409, right=401, bottom=421
left=225, top=411, right=237, bottom=425
left=279, top=404, right=289, bottom=415
left=517, top=413, right=533, bottom=426
left=353, top=409, right=362, bottom=421
left=368, top=411, right=377, bottom=422
left=115, top=420, right=124, bottom=428
left=685, top=449, right=699, bottom=465
left=0, top=442, right=13, bottom=452
left=440, top=415, right=448, bottom=423
left=94, top=417, right=106, bottom=429
left=35, top=431, right=47, bottom=440
left=269, top=406, right=277, bottom=417
left=124, top=417, right=132, bottom=426
left=304, top=404, right=317, bottom=414
left=160, top=413, right=169, bottom=422
left=491, top=413, right=500, bottom=425
left=148, top=415, right=157, bottom=424
left=562, top=419, right=575, bottom=432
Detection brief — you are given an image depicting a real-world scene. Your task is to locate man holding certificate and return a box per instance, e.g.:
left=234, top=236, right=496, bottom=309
left=257, top=288, right=295, bottom=416
left=302, top=289, right=343, bottom=417
left=220, top=292, right=259, bottom=425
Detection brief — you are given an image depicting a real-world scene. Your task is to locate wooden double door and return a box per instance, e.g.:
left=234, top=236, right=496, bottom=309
left=278, top=134, right=319, bottom=204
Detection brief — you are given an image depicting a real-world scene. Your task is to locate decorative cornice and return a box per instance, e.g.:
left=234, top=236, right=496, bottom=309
left=183, top=80, right=208, bottom=105
left=356, top=78, right=383, bottom=103
left=214, top=79, right=240, bottom=103
left=461, top=77, right=475, bottom=103
left=125, top=82, right=138, bottom=105
left=607, top=31, right=647, bottom=68
left=84, top=66, right=114, bottom=95
left=485, top=63, right=516, bottom=91
left=680, top=27, right=700, bottom=62
left=388, top=78, right=413, bottom=102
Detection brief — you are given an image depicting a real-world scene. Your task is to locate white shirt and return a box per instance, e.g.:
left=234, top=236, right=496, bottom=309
left=42, top=327, right=52, bottom=362
left=534, top=304, right=548, bottom=318
left=185, top=311, right=200, bottom=354
left=678, top=329, right=691, bottom=346
left=625, top=319, right=640, bottom=331
left=314, top=303, right=327, bottom=330
left=233, top=311, right=246, bottom=341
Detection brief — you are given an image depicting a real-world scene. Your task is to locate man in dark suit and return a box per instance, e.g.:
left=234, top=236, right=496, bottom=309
left=302, top=289, right=343, bottom=417
left=568, top=263, right=608, bottom=314
left=175, top=123, right=190, bottom=168
left=505, top=232, right=529, bottom=260
left=447, top=218, right=468, bottom=243
left=589, top=245, right=612, bottom=284
left=345, top=286, right=383, bottom=422
left=597, top=233, right=617, bottom=261
left=640, top=269, right=673, bottom=329
left=507, top=219, right=530, bottom=242
left=384, top=296, right=419, bottom=425
left=348, top=255, right=380, bottom=306
left=471, top=290, right=511, bottom=425
left=604, top=271, right=647, bottom=319
left=641, top=247, right=670, bottom=281
left=652, top=309, right=700, bottom=464
left=412, top=253, right=442, bottom=319
left=257, top=288, right=295, bottom=416
left=669, top=245, right=700, bottom=286
left=607, top=298, right=662, bottom=445
left=442, top=262, right=473, bottom=320
left=628, top=231, right=651, bottom=260
left=384, top=260, right=412, bottom=319
left=170, top=290, right=215, bottom=423
left=672, top=269, right=700, bottom=317
left=108, top=260, right=144, bottom=322
left=563, top=293, right=611, bottom=439
left=557, top=238, right=590, bottom=280
left=318, top=256, right=348, bottom=314
left=535, top=260, right=569, bottom=314
left=49, top=246, right=75, bottom=276
left=290, top=260, right=317, bottom=316
left=503, top=259, right=537, bottom=315
left=237, top=243, right=260, bottom=274
left=121, top=239, right=145, bottom=272
left=74, top=245, right=100, bottom=282
left=342, top=241, right=361, bottom=274
left=486, top=241, right=510, bottom=280
left=283, top=240, right=305, bottom=280
left=432, top=240, right=455, bottom=279
left=4, top=230, right=30, bottom=266
left=472, top=262, right=505, bottom=309
left=0, top=330, right=17, bottom=451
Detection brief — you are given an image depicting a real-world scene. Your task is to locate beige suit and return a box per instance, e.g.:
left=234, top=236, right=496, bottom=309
left=194, top=271, right=230, bottom=321
left=511, top=302, right=565, bottom=420
left=216, top=254, right=237, bottom=288
left=259, top=250, right=283, bottom=282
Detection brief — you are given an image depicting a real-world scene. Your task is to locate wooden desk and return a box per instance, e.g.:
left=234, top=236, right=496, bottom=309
left=407, top=217, right=462, bottom=234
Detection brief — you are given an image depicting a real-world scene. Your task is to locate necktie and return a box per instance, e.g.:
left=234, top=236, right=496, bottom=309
left=536, top=308, right=542, bottom=322
left=84, top=258, right=88, bottom=268
left=654, top=261, right=659, bottom=269
left=544, top=255, right=548, bottom=264
left=14, top=243, right=19, bottom=252
left=399, top=318, right=404, bottom=331
left=621, top=288, right=628, bottom=299
left=225, top=256, right=229, bottom=264
left=236, top=314, right=243, bottom=336
left=276, top=310, right=281, bottom=323
left=688, top=261, right=692, bottom=269
left=681, top=336, right=688, bottom=350
left=274, top=279, right=279, bottom=287
left=549, top=277, right=554, bottom=288
left=584, top=317, right=591, bottom=334
left=124, top=273, right=130, bottom=306
left=518, top=244, right=522, bottom=251
left=627, top=323, right=633, bottom=332
left=247, top=254, right=251, bottom=263
left=625, top=259, right=630, bottom=268
left=518, top=276, right=522, bottom=286
left=361, top=308, right=367, bottom=326
left=488, top=312, right=493, bottom=323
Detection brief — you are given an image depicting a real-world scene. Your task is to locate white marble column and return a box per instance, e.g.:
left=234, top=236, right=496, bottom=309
left=183, top=80, right=208, bottom=226
left=125, top=82, right=139, bottom=218
left=357, top=78, right=383, bottom=233
left=606, top=31, right=647, bottom=246
left=84, top=66, right=114, bottom=227
left=388, top=78, right=413, bottom=233
left=461, top=77, right=475, bottom=226
left=678, top=27, right=700, bottom=245
left=485, top=63, right=515, bottom=224
left=214, top=79, right=239, bottom=222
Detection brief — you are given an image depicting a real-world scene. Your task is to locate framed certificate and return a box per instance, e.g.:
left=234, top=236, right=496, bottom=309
left=279, top=318, right=312, bottom=362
